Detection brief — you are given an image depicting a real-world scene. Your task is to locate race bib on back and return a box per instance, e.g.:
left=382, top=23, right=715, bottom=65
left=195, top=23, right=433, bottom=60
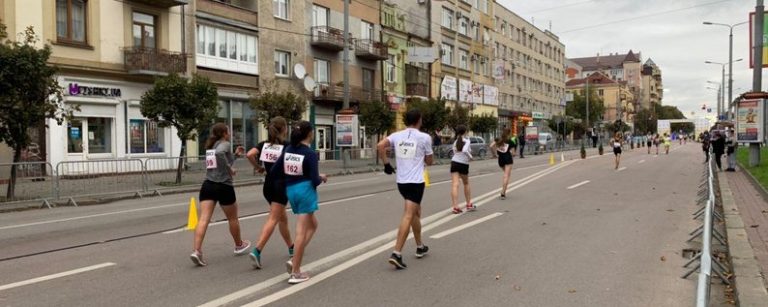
left=613, top=142, right=621, bottom=148
left=259, top=143, right=284, bottom=163
left=497, top=144, right=509, bottom=153
left=205, top=150, right=217, bottom=169
left=283, top=153, right=305, bottom=176
left=395, top=140, right=417, bottom=159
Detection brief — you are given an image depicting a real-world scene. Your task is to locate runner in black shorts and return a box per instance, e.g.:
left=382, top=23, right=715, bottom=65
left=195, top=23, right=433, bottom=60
left=191, top=123, right=250, bottom=266
left=245, top=116, right=294, bottom=269
left=378, top=109, right=434, bottom=269
left=491, top=127, right=515, bottom=200
left=612, top=132, right=623, bottom=170
left=449, top=125, right=473, bottom=214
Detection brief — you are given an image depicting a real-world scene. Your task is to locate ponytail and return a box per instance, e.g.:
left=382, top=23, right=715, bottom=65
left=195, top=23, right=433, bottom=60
left=290, top=121, right=313, bottom=146
left=455, top=125, right=467, bottom=152
left=205, top=123, right=228, bottom=150
left=267, top=116, right=288, bottom=144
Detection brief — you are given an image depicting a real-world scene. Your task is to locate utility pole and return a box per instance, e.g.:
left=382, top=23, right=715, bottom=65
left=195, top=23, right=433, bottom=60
left=720, top=64, right=725, bottom=118
left=750, top=0, right=763, bottom=167
left=728, top=26, right=735, bottom=119
left=342, top=0, right=350, bottom=168
left=585, top=77, right=590, bottom=145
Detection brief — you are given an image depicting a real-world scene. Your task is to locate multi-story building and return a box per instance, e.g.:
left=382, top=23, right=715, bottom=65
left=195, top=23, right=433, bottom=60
left=493, top=2, right=566, bottom=136
left=0, top=0, right=189, bottom=166
left=380, top=0, right=431, bottom=130
left=190, top=0, right=260, bottom=156
left=569, top=51, right=642, bottom=88
left=306, top=0, right=385, bottom=156
left=565, top=72, right=635, bottom=124
left=431, top=0, right=497, bottom=137
left=640, top=58, right=663, bottom=109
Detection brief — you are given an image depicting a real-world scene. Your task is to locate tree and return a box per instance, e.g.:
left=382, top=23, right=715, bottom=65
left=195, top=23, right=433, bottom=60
left=359, top=100, right=395, bottom=164
left=547, top=115, right=577, bottom=138
left=470, top=113, right=499, bottom=139
left=249, top=81, right=307, bottom=128
left=566, top=87, right=605, bottom=130
left=633, top=107, right=656, bottom=134
left=445, top=103, right=471, bottom=132
left=405, top=98, right=449, bottom=133
left=0, top=25, right=74, bottom=200
left=141, top=73, right=218, bottom=184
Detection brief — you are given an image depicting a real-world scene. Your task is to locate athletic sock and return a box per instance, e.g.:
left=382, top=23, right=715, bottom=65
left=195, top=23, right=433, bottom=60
left=392, top=251, right=401, bottom=256
left=417, top=245, right=425, bottom=249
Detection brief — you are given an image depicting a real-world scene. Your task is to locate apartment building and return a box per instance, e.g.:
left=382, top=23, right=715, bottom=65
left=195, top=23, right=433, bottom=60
left=565, top=72, right=635, bottom=124
left=432, top=0, right=497, bottom=137
left=306, top=0, right=385, bottom=155
left=493, top=2, right=566, bottom=136
left=1, top=0, right=188, bottom=167
left=640, top=58, right=663, bottom=109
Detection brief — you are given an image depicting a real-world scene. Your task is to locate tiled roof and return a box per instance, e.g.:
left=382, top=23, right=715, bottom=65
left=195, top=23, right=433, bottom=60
left=569, top=50, right=641, bottom=71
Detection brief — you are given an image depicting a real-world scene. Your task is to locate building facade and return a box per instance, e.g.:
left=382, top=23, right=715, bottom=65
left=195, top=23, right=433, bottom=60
left=640, top=58, right=663, bottom=109
left=565, top=72, right=635, bottom=124
left=1, top=0, right=189, bottom=167
left=493, top=2, right=565, bottom=136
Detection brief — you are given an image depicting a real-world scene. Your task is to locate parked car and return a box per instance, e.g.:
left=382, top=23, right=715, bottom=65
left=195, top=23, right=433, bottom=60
left=437, top=136, right=489, bottom=159
left=537, top=133, right=555, bottom=151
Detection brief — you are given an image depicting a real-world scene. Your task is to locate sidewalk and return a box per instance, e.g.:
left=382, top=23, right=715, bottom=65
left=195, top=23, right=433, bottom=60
left=723, top=168, right=768, bottom=304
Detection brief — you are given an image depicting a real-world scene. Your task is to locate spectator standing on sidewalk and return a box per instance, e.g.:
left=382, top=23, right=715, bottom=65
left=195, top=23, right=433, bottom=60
left=726, top=129, right=737, bottom=172
left=518, top=132, right=526, bottom=158
left=701, top=131, right=711, bottom=163
left=711, top=131, right=726, bottom=171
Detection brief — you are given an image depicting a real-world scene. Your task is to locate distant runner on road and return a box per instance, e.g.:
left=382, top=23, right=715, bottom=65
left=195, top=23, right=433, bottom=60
left=491, top=128, right=515, bottom=200
left=612, top=132, right=623, bottom=170
left=449, top=125, right=473, bottom=214
left=377, top=109, right=433, bottom=269
left=245, top=116, right=294, bottom=269
left=190, top=123, right=250, bottom=267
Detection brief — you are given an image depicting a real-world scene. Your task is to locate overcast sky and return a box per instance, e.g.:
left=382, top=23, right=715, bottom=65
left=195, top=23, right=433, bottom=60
left=497, top=0, right=755, bottom=119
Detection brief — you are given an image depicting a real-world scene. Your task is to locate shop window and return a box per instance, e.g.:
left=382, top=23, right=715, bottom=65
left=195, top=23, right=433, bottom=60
left=88, top=118, right=112, bottom=154
left=56, top=0, right=87, bottom=44
left=129, top=119, right=165, bottom=154
left=67, top=119, right=84, bottom=153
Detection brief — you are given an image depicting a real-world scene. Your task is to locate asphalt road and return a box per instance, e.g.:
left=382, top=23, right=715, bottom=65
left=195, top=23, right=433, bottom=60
left=0, top=144, right=716, bottom=306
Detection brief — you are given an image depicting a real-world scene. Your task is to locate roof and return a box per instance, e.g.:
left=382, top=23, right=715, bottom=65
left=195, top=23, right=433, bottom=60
left=569, top=50, right=642, bottom=71
left=565, top=72, right=621, bottom=87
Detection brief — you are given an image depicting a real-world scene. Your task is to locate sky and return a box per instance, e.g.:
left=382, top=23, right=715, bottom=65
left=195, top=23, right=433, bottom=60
left=497, top=0, right=755, bottom=119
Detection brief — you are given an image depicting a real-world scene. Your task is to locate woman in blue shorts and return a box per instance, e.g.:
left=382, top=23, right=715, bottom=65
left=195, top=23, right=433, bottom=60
left=270, top=121, right=327, bottom=284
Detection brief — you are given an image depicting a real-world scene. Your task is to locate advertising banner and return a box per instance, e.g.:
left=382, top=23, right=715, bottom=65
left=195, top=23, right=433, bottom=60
left=335, top=114, right=359, bottom=147
left=440, top=76, right=457, bottom=101
left=408, top=47, right=438, bottom=63
left=459, top=79, right=473, bottom=103
left=749, top=12, right=768, bottom=68
left=471, top=83, right=483, bottom=104
left=736, top=98, right=764, bottom=143
left=657, top=119, right=671, bottom=136
left=493, top=60, right=505, bottom=80
left=483, top=85, right=498, bottom=105
left=525, top=126, right=539, bottom=141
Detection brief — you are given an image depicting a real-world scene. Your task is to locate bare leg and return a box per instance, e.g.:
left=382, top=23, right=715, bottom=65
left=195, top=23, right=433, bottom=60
left=291, top=213, right=316, bottom=274
left=450, top=173, right=460, bottom=209
left=394, top=202, right=418, bottom=252
left=256, top=203, right=292, bottom=251
left=193, top=200, right=216, bottom=252
left=461, top=175, right=471, bottom=205
left=220, top=203, right=244, bottom=246
left=502, top=165, right=512, bottom=193
left=409, top=203, right=422, bottom=247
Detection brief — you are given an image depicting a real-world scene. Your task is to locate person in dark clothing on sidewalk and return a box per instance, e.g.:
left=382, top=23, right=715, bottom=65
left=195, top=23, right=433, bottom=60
left=701, top=131, right=711, bottom=163
left=518, top=132, right=526, bottom=158
left=711, top=132, right=725, bottom=171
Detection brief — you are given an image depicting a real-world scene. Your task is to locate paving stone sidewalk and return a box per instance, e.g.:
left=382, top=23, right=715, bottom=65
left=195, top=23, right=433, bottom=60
left=726, top=169, right=768, bottom=289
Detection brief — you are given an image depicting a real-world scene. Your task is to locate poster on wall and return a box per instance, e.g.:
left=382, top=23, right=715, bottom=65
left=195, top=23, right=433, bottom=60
left=471, top=83, right=483, bottom=104
left=493, top=60, right=505, bottom=80
left=459, top=79, right=473, bottom=103
left=657, top=119, right=671, bottom=136
left=440, top=76, right=457, bottom=101
left=525, top=126, right=539, bottom=141
left=335, top=114, right=359, bottom=147
left=736, top=98, right=764, bottom=143
left=483, top=85, right=498, bottom=105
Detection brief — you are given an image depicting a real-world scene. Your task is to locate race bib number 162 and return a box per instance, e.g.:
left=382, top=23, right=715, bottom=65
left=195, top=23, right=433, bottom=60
left=284, top=153, right=305, bottom=176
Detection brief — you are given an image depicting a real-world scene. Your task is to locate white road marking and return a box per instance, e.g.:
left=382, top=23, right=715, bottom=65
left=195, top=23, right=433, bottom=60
left=0, top=203, right=186, bottom=231
left=200, top=162, right=574, bottom=307
left=163, top=194, right=377, bottom=234
left=321, top=177, right=380, bottom=187
left=618, top=167, right=627, bottom=172
left=638, top=160, right=646, bottom=164
left=430, top=212, right=504, bottom=239
left=567, top=180, right=591, bottom=190
left=0, top=262, right=115, bottom=292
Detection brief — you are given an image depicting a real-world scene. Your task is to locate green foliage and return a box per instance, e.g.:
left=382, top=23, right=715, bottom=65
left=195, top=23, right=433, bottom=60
left=566, top=87, right=605, bottom=128
left=445, top=103, right=471, bottom=132
left=140, top=73, right=218, bottom=144
left=633, top=107, right=656, bottom=134
left=249, top=82, right=307, bottom=128
left=469, top=113, right=498, bottom=134
left=405, top=98, right=449, bottom=133
left=737, top=147, right=768, bottom=188
left=605, top=120, right=631, bottom=133
left=0, top=25, right=73, bottom=199
left=359, top=100, right=395, bottom=139
left=547, top=115, right=577, bottom=137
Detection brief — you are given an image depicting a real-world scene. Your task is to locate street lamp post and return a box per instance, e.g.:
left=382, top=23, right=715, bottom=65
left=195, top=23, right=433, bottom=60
left=706, top=81, right=722, bottom=116
left=703, top=21, right=748, bottom=119
left=705, top=59, right=743, bottom=119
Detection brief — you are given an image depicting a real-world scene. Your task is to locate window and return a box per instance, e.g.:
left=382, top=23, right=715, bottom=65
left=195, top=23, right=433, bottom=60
left=314, top=59, right=330, bottom=84
left=481, top=57, right=489, bottom=76
left=274, top=0, right=289, bottom=20
left=196, top=24, right=258, bottom=75
left=598, top=89, right=604, bottom=96
left=459, top=49, right=469, bottom=70
left=361, top=21, right=374, bottom=40
left=56, top=0, right=87, bottom=44
left=88, top=118, right=112, bottom=154
left=386, top=54, right=396, bottom=83
left=67, top=119, right=84, bottom=153
left=312, top=5, right=329, bottom=27
left=362, top=69, right=374, bottom=91
left=274, top=50, right=290, bottom=77
left=442, top=7, right=454, bottom=29
left=501, top=23, right=506, bottom=36
left=459, top=18, right=468, bottom=36
left=473, top=54, right=480, bottom=72
left=441, top=43, right=453, bottom=65
left=129, top=120, right=164, bottom=154
left=133, top=12, right=156, bottom=49
left=478, top=0, right=488, bottom=13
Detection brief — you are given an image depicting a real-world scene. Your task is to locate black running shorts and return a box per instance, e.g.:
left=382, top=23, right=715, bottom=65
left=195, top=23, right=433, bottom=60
left=397, top=183, right=426, bottom=205
left=263, top=178, right=288, bottom=205
left=199, top=180, right=237, bottom=206
left=497, top=153, right=513, bottom=168
left=613, top=147, right=622, bottom=155
left=450, top=161, right=469, bottom=175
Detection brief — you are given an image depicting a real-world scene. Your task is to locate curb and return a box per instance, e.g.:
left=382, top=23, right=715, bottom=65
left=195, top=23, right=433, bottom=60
left=719, top=174, right=768, bottom=306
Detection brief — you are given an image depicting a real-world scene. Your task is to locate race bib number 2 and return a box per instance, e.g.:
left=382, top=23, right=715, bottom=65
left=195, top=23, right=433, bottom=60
left=396, top=140, right=417, bottom=159
left=205, top=150, right=217, bottom=169
left=259, top=143, right=283, bottom=163
left=284, top=153, right=305, bottom=176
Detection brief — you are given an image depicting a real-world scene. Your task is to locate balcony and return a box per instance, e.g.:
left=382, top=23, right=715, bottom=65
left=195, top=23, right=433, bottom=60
left=124, top=47, right=188, bottom=75
left=129, top=0, right=188, bottom=8
left=405, top=64, right=429, bottom=97
left=354, top=39, right=388, bottom=61
left=311, top=26, right=346, bottom=51
left=314, top=83, right=385, bottom=103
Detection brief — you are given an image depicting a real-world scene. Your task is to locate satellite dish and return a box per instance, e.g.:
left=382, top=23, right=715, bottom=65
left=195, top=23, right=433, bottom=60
left=303, top=76, right=316, bottom=92
left=294, top=64, right=306, bottom=79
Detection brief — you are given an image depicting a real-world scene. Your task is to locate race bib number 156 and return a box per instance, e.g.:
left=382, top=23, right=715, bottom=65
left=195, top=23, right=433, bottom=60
left=260, top=143, right=284, bottom=163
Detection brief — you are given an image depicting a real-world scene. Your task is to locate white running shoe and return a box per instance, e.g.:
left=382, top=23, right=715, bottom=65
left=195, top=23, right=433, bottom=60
left=234, top=240, right=251, bottom=256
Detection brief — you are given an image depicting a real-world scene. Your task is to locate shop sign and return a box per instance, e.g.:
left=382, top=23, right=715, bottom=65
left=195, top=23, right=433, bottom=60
left=533, top=112, right=545, bottom=119
left=68, top=83, right=122, bottom=97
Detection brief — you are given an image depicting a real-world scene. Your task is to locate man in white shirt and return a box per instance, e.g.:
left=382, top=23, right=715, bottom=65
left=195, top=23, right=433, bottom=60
left=377, top=109, right=434, bottom=269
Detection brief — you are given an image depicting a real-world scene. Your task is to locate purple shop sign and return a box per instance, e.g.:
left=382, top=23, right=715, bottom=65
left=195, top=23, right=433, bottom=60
left=68, top=83, right=122, bottom=97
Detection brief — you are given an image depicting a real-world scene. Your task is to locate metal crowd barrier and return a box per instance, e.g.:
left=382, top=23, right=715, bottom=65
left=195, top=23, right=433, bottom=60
left=0, top=162, right=56, bottom=208
left=682, top=151, right=730, bottom=306
left=56, top=159, right=145, bottom=206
